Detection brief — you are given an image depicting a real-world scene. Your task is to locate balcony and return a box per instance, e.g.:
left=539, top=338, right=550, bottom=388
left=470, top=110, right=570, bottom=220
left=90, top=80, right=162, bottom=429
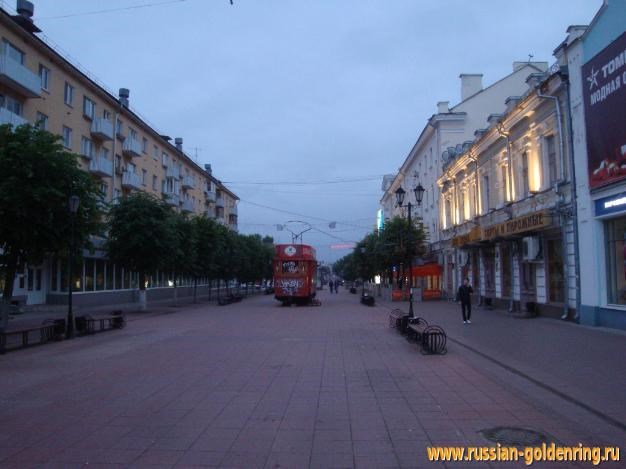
left=166, top=166, right=180, bottom=179
left=0, top=54, right=40, bottom=98
left=121, top=171, right=142, bottom=190
left=229, top=205, right=238, bottom=216
left=181, top=175, right=195, bottom=190
left=0, top=107, right=28, bottom=127
left=215, top=196, right=224, bottom=208
left=88, top=156, right=113, bottom=178
left=181, top=199, right=195, bottom=213
left=163, top=192, right=179, bottom=206
left=122, top=138, right=142, bottom=157
left=90, top=118, right=114, bottom=141
left=204, top=190, right=216, bottom=203
left=204, top=207, right=215, bottom=218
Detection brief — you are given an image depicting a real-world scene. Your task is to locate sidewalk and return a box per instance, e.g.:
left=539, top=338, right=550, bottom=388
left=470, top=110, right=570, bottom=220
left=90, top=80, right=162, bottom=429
left=376, top=295, right=626, bottom=431
left=4, top=288, right=264, bottom=330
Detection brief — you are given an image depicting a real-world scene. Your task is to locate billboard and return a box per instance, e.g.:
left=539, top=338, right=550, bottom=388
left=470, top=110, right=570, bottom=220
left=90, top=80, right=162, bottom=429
left=582, top=31, right=626, bottom=190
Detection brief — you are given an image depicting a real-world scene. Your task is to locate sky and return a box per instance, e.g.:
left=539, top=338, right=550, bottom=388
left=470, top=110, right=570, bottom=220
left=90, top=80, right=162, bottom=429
left=18, top=0, right=602, bottom=263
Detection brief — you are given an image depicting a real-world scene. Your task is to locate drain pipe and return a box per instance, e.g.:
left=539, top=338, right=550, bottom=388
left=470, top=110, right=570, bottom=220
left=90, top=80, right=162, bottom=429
left=535, top=83, right=570, bottom=320
left=563, top=70, right=581, bottom=321
left=496, top=125, right=515, bottom=313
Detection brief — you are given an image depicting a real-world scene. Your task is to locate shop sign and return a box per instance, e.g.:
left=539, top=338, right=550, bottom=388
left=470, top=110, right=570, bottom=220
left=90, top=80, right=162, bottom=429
left=482, top=210, right=552, bottom=240
left=595, top=191, right=626, bottom=217
left=452, top=226, right=482, bottom=247
left=582, top=31, right=626, bottom=190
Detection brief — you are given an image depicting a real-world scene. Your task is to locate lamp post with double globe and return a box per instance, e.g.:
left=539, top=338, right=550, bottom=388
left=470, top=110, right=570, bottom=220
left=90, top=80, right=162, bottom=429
left=394, top=183, right=425, bottom=318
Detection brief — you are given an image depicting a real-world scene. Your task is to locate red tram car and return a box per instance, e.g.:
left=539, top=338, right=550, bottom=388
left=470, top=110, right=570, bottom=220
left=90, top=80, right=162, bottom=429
left=273, top=244, right=317, bottom=305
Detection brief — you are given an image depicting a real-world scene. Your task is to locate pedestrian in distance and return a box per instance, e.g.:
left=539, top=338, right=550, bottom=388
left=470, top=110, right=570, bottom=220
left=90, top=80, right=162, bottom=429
left=457, top=278, right=474, bottom=324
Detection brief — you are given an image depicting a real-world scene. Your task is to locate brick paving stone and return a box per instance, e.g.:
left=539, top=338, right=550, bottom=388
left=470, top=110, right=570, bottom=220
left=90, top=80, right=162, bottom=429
left=0, top=291, right=624, bottom=468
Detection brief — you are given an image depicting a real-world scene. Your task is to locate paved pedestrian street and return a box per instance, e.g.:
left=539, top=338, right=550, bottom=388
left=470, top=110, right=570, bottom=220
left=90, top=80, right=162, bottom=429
left=0, top=291, right=624, bottom=468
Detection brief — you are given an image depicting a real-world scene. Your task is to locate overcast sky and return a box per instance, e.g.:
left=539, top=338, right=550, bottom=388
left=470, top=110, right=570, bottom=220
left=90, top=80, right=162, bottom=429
left=25, top=0, right=601, bottom=262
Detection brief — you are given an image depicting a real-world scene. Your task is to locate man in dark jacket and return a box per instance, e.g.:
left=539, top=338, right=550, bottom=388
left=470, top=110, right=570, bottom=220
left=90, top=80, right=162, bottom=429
left=458, top=278, right=474, bottom=324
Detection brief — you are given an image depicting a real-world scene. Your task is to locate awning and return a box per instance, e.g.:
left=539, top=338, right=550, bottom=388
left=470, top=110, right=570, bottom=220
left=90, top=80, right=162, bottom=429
left=411, top=264, right=443, bottom=277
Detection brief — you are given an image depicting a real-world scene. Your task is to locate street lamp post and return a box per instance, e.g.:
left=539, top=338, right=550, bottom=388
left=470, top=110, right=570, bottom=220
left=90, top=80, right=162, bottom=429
left=360, top=246, right=366, bottom=296
left=395, top=183, right=425, bottom=319
left=67, top=195, right=80, bottom=339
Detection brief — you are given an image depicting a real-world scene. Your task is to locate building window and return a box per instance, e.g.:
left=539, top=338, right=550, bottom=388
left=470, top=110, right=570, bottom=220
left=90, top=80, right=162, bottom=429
left=116, top=119, right=123, bottom=137
left=142, top=169, right=147, bottom=186
left=35, top=112, right=48, bottom=130
left=521, top=151, right=530, bottom=197
left=605, top=217, right=626, bottom=305
left=546, top=135, right=558, bottom=185
left=39, top=64, right=50, bottom=91
left=1, top=94, right=23, bottom=115
left=3, top=40, right=24, bottom=64
left=153, top=145, right=158, bottom=160
left=103, top=109, right=111, bottom=121
left=482, top=175, right=490, bottom=213
left=129, top=127, right=137, bottom=140
left=62, top=126, right=72, bottom=149
left=500, top=164, right=509, bottom=204
left=100, top=147, right=110, bottom=161
left=64, top=82, right=74, bottom=106
left=546, top=238, right=564, bottom=303
left=142, top=137, right=148, bottom=153
left=83, top=96, right=96, bottom=119
left=100, top=182, right=108, bottom=197
left=115, top=154, right=122, bottom=173
left=80, top=136, right=94, bottom=158
left=152, top=175, right=158, bottom=190
left=113, top=189, right=121, bottom=201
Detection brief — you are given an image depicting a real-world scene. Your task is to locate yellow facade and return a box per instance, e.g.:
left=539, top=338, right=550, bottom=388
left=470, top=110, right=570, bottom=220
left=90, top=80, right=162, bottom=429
left=0, top=8, right=238, bottom=229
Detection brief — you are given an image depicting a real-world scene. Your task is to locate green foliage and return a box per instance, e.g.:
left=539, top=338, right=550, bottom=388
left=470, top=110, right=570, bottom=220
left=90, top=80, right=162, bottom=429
left=0, top=124, right=102, bottom=300
left=106, top=192, right=178, bottom=288
left=336, top=216, right=428, bottom=282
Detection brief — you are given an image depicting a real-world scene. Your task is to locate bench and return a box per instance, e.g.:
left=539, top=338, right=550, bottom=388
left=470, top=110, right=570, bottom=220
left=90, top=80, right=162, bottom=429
left=406, top=317, right=429, bottom=342
left=77, top=310, right=126, bottom=335
left=0, top=321, right=57, bottom=354
left=420, top=325, right=447, bottom=355
left=360, top=293, right=375, bottom=306
left=388, top=308, right=408, bottom=330
left=217, top=294, right=244, bottom=306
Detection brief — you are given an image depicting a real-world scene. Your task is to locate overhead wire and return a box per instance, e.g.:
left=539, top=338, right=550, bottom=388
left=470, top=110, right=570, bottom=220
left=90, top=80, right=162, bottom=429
left=36, top=0, right=191, bottom=20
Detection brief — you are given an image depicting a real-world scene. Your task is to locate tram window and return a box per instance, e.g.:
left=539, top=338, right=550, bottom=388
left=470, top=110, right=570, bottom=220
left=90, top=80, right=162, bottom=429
left=282, top=261, right=300, bottom=273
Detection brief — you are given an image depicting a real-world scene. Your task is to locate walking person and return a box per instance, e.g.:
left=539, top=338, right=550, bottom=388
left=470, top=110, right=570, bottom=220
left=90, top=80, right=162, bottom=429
left=457, top=278, right=474, bottom=324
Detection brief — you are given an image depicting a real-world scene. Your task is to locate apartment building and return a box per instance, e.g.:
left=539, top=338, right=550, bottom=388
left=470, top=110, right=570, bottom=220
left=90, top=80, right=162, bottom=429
left=436, top=67, right=576, bottom=318
left=379, top=61, right=548, bottom=298
left=0, top=2, right=239, bottom=306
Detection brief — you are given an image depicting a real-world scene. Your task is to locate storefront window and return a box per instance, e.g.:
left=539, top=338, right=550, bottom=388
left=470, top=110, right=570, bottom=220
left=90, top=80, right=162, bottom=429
left=483, top=247, right=495, bottom=294
left=95, top=260, right=105, bottom=291
left=500, top=244, right=511, bottom=298
left=85, top=259, right=94, bottom=291
left=547, top=239, right=564, bottom=303
left=50, top=258, right=58, bottom=291
left=106, top=262, right=114, bottom=290
left=606, top=217, right=626, bottom=305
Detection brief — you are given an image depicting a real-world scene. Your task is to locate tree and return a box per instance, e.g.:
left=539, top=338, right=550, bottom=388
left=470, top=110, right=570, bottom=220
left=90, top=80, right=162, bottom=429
left=0, top=124, right=102, bottom=308
left=193, top=216, right=221, bottom=300
left=106, top=192, right=177, bottom=310
left=170, top=213, right=198, bottom=304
